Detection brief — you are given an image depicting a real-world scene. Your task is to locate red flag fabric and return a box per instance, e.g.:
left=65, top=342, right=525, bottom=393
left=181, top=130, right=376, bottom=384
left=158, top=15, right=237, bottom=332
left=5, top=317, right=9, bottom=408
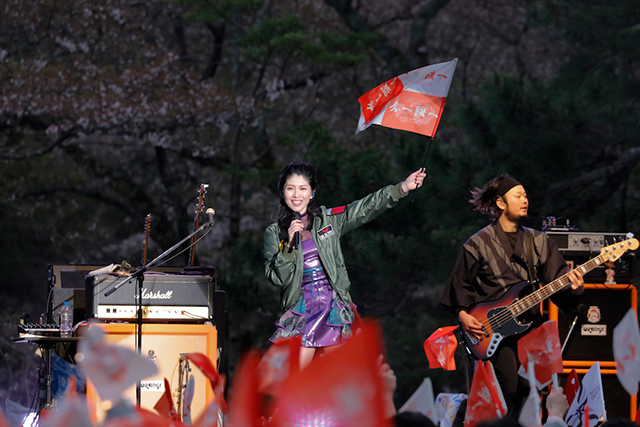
left=424, top=326, right=458, bottom=370
left=226, top=350, right=264, bottom=427
left=565, top=369, right=580, bottom=407
left=153, top=378, right=178, bottom=419
left=517, top=320, right=563, bottom=388
left=257, top=336, right=301, bottom=396
left=184, top=352, right=220, bottom=390
left=270, top=321, right=391, bottom=427
left=464, top=361, right=506, bottom=427
left=356, top=59, right=458, bottom=138
left=634, top=403, right=640, bottom=425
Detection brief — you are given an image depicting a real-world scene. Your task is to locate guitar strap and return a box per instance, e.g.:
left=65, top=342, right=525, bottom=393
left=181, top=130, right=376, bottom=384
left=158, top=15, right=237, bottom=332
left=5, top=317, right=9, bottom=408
left=524, top=229, right=539, bottom=285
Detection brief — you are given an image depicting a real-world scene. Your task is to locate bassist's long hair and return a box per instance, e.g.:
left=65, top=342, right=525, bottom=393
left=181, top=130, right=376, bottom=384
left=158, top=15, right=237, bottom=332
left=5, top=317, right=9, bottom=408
left=470, top=173, right=517, bottom=220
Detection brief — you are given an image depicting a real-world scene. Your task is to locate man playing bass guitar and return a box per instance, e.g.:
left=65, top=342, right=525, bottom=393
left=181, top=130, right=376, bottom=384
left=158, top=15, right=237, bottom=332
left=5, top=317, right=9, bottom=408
left=439, top=174, right=585, bottom=416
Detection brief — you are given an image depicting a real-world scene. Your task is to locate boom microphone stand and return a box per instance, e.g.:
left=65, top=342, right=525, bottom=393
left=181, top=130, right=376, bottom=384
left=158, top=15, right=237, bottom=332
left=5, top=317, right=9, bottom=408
left=104, top=209, right=216, bottom=406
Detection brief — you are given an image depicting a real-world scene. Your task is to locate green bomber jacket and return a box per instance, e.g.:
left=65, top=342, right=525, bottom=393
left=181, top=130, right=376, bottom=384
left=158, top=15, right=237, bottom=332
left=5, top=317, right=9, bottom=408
left=263, top=182, right=407, bottom=311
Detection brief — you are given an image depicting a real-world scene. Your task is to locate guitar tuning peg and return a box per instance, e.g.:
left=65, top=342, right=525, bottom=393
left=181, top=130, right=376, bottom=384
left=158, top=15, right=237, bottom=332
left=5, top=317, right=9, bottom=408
left=627, top=232, right=635, bottom=239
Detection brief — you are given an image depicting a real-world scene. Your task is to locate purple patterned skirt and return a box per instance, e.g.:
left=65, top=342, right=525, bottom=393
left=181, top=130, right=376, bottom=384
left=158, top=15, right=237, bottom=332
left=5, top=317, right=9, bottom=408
left=270, top=239, right=352, bottom=347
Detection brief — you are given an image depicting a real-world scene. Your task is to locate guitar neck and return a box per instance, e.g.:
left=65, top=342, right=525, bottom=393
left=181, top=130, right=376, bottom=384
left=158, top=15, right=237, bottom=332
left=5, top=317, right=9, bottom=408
left=510, top=254, right=605, bottom=316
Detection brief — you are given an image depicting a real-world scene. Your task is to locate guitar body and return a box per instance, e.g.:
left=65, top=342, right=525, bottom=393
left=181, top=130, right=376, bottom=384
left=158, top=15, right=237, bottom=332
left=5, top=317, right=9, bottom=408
left=463, top=281, right=535, bottom=360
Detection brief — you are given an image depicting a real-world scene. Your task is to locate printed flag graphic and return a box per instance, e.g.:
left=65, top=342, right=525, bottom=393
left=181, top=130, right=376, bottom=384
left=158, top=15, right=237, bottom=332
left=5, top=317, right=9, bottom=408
left=565, top=362, right=605, bottom=427
left=517, top=320, right=563, bottom=389
left=356, top=58, right=457, bottom=137
left=464, top=361, right=506, bottom=427
left=424, top=326, right=458, bottom=370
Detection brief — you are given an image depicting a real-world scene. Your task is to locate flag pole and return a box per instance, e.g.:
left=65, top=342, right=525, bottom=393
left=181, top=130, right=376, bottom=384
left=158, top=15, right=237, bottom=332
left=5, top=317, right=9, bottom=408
left=420, top=136, right=434, bottom=172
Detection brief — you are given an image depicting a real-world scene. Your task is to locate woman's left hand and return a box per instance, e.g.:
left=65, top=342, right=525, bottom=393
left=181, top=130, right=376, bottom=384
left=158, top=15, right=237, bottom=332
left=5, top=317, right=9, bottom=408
left=401, top=167, right=427, bottom=193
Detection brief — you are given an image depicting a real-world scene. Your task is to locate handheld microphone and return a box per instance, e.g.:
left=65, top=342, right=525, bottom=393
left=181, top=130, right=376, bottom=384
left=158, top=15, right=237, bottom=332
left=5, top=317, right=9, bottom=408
left=292, top=211, right=301, bottom=249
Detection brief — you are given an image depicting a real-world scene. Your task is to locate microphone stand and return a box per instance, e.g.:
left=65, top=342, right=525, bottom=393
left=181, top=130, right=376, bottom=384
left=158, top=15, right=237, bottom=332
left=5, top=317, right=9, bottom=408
left=561, top=313, right=581, bottom=355
left=103, top=219, right=215, bottom=406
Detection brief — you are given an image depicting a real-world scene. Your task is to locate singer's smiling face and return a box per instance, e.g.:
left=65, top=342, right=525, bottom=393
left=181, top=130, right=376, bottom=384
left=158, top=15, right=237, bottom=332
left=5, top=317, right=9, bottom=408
left=283, top=174, right=313, bottom=214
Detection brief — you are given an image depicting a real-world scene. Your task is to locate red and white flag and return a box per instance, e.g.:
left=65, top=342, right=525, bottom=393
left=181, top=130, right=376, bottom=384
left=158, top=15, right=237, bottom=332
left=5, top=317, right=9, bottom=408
left=517, top=320, right=563, bottom=389
left=257, top=336, right=301, bottom=396
left=565, top=369, right=580, bottom=407
left=464, top=361, right=507, bottom=427
left=565, top=362, right=605, bottom=427
left=613, top=308, right=640, bottom=395
left=356, top=58, right=457, bottom=138
left=271, top=321, right=390, bottom=427
left=424, top=326, right=458, bottom=370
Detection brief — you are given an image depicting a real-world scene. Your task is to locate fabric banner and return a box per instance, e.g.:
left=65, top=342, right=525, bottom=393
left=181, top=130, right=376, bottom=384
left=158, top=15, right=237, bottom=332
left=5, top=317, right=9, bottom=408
left=356, top=58, right=458, bottom=137
left=517, top=320, right=563, bottom=389
left=565, top=362, right=606, bottom=427
left=424, top=325, right=458, bottom=370
left=613, top=308, right=640, bottom=395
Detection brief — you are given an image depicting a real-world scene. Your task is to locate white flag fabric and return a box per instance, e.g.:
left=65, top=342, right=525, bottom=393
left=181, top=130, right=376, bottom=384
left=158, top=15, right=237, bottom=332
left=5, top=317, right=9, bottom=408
left=435, top=393, right=468, bottom=427
left=613, top=308, right=640, bottom=395
left=565, top=362, right=606, bottom=427
left=356, top=58, right=458, bottom=137
left=77, top=322, right=158, bottom=403
left=399, top=377, right=436, bottom=424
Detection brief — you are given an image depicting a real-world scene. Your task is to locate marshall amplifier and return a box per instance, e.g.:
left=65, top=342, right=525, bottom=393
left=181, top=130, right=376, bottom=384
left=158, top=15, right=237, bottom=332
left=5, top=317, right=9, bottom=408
left=86, top=272, right=215, bottom=322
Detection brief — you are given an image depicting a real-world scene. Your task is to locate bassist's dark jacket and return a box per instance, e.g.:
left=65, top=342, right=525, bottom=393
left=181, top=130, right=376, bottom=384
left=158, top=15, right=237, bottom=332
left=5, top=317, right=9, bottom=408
left=440, top=221, right=578, bottom=318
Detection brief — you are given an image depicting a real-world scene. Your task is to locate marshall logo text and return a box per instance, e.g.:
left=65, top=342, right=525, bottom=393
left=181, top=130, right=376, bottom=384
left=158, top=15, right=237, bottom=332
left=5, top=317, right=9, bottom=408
left=134, top=288, right=174, bottom=300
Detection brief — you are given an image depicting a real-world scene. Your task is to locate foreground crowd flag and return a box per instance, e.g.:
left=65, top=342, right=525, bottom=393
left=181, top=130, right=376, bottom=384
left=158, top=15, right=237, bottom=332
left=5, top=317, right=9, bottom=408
left=435, top=393, right=468, bottom=427
left=565, top=362, right=606, bottom=427
left=356, top=58, right=458, bottom=138
left=517, top=320, right=563, bottom=389
left=271, top=321, right=389, bottom=427
left=565, top=369, right=580, bottom=407
left=424, top=326, right=458, bottom=370
left=464, top=361, right=507, bottom=427
left=613, top=308, right=640, bottom=395
left=398, top=377, right=436, bottom=423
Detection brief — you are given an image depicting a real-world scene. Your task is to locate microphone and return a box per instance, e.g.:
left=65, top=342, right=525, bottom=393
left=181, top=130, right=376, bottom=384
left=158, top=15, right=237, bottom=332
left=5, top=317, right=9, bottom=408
left=292, top=212, right=301, bottom=249
left=206, top=208, right=215, bottom=224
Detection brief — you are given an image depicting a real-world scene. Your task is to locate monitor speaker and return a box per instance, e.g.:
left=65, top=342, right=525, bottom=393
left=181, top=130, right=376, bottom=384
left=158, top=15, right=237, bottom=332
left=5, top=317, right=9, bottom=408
left=82, top=323, right=218, bottom=425
left=549, top=284, right=637, bottom=363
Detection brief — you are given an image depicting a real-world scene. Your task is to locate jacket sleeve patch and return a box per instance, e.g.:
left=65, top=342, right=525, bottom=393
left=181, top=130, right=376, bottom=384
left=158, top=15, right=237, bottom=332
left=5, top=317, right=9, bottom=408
left=327, top=206, right=345, bottom=215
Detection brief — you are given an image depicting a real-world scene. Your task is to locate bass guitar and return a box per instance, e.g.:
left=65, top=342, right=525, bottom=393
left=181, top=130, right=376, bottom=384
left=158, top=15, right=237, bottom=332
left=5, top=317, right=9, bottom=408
left=462, top=237, right=638, bottom=360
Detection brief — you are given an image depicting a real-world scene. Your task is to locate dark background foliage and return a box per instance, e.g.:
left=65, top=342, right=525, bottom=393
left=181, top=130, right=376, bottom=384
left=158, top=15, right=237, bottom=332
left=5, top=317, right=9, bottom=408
left=1, top=0, right=639, bottom=415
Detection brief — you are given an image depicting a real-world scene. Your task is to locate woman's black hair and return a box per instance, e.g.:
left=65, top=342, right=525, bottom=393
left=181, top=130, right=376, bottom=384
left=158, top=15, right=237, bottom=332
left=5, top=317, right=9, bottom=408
left=469, top=173, right=519, bottom=220
left=275, top=161, right=320, bottom=234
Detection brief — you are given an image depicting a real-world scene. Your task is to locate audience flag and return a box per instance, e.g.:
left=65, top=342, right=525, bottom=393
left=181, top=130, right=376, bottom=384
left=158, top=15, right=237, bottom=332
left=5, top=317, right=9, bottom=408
left=613, top=308, right=640, bottom=395
left=356, top=59, right=458, bottom=138
left=517, top=320, right=563, bottom=389
left=435, top=393, right=468, bottom=427
left=77, top=322, right=158, bottom=404
left=271, top=321, right=390, bottom=427
left=424, top=326, right=458, bottom=370
left=257, top=336, right=302, bottom=396
left=152, top=378, right=180, bottom=421
left=398, top=377, right=436, bottom=423
left=464, top=361, right=507, bottom=427
left=565, top=369, right=580, bottom=407
left=565, top=362, right=606, bottom=427
left=226, top=351, right=263, bottom=427
left=518, top=361, right=542, bottom=427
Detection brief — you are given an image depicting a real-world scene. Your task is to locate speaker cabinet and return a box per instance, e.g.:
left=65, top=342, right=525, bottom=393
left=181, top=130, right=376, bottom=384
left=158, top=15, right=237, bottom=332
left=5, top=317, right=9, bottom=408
left=82, top=323, right=217, bottom=425
left=549, top=283, right=637, bottom=362
left=557, top=367, right=637, bottom=420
